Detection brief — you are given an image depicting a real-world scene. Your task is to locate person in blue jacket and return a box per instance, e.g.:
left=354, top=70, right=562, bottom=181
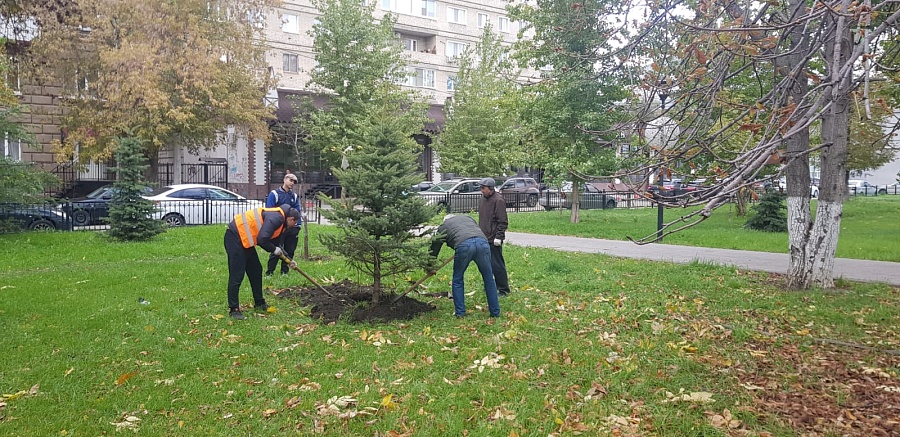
left=265, top=173, right=303, bottom=276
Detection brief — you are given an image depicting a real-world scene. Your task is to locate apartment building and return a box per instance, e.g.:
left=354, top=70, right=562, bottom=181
left=264, top=0, right=529, bottom=190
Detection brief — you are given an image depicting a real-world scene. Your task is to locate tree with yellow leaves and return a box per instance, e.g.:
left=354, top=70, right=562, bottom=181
left=10, top=0, right=277, bottom=174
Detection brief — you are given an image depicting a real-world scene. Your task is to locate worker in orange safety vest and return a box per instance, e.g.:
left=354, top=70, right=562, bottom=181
left=224, top=204, right=301, bottom=320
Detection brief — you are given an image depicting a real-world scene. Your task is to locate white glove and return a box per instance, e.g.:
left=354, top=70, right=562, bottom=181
left=493, top=238, right=502, bottom=247
left=273, top=247, right=284, bottom=257
left=288, top=260, right=298, bottom=270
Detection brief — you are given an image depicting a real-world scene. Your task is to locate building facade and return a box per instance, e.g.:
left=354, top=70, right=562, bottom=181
left=7, top=0, right=530, bottom=199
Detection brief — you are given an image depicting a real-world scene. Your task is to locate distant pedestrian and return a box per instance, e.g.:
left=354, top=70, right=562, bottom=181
left=265, top=173, right=302, bottom=276
left=478, top=177, right=510, bottom=296
left=224, top=204, right=301, bottom=320
left=430, top=214, right=501, bottom=318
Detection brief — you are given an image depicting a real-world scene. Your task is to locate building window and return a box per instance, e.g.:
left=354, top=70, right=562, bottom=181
left=381, top=0, right=392, bottom=10
left=282, top=13, right=300, bottom=34
left=447, top=7, right=466, bottom=24
left=498, top=16, right=509, bottom=32
left=5, top=56, right=20, bottom=92
left=283, top=53, right=299, bottom=73
left=446, top=41, right=467, bottom=59
left=2, top=134, right=21, bottom=161
left=421, top=0, right=435, bottom=17
left=477, top=13, right=489, bottom=28
left=402, top=38, right=418, bottom=52
left=447, top=76, right=456, bottom=91
left=407, top=68, right=435, bottom=88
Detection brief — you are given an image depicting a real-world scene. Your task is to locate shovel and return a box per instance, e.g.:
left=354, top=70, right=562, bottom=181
left=392, top=257, right=453, bottom=303
left=279, top=253, right=334, bottom=297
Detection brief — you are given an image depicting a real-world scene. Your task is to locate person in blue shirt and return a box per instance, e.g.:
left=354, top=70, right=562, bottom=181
left=265, top=173, right=303, bottom=276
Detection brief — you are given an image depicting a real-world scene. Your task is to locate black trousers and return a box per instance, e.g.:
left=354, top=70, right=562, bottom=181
left=224, top=229, right=265, bottom=309
left=266, top=226, right=300, bottom=275
left=490, top=244, right=510, bottom=295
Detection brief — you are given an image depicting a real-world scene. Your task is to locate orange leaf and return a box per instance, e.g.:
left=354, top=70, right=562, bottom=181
left=694, top=47, right=707, bottom=64
left=739, top=124, right=763, bottom=134
left=115, top=371, right=138, bottom=386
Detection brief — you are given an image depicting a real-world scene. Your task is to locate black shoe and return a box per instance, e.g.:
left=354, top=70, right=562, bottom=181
left=499, top=292, right=510, bottom=297
left=229, top=308, right=245, bottom=320
left=254, top=302, right=269, bottom=312
left=265, top=271, right=274, bottom=277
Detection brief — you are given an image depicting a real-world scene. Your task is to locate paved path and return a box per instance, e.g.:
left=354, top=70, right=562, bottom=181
left=506, top=232, right=900, bottom=286
left=311, top=209, right=900, bottom=286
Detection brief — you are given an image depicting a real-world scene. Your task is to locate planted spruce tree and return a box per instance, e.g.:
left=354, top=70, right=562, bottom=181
left=318, top=122, right=437, bottom=305
left=107, top=136, right=165, bottom=241
left=745, top=191, right=788, bottom=233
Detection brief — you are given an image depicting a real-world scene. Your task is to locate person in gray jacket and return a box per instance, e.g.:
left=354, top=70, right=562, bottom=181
left=430, top=214, right=501, bottom=318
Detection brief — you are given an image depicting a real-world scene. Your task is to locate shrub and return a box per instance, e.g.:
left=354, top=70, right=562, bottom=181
left=745, top=191, right=787, bottom=232
left=106, top=136, right=165, bottom=241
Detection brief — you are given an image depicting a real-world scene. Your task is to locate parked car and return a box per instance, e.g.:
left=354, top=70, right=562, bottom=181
left=145, top=184, right=264, bottom=226
left=0, top=203, right=72, bottom=232
left=539, top=182, right=618, bottom=210
left=65, top=185, right=154, bottom=226
left=498, top=177, right=540, bottom=207
left=416, top=178, right=483, bottom=213
left=847, top=179, right=885, bottom=196
left=411, top=181, right=434, bottom=192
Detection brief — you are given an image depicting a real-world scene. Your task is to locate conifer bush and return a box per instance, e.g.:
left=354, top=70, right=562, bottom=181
left=318, top=126, right=436, bottom=304
left=106, top=136, right=165, bottom=241
left=744, top=191, right=787, bottom=232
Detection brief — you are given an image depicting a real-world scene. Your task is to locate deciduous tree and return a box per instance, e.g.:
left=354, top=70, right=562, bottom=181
left=615, top=0, right=900, bottom=289
left=11, top=0, right=276, bottom=173
left=435, top=27, right=526, bottom=176
left=509, top=0, right=630, bottom=223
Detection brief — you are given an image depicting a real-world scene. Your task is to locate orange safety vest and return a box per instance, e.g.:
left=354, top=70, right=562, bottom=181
left=234, top=207, right=285, bottom=249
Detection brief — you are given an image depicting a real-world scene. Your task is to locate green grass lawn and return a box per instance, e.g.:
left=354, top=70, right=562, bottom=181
left=1, top=224, right=898, bottom=436
left=509, top=195, right=900, bottom=262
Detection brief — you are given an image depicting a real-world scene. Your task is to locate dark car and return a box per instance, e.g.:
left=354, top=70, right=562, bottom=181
left=66, top=185, right=153, bottom=226
left=0, top=203, right=72, bottom=232
left=411, top=181, right=434, bottom=192
left=498, top=177, right=541, bottom=207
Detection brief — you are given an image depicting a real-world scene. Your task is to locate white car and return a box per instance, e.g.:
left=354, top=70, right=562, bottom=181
left=145, top=184, right=264, bottom=226
left=847, top=179, right=885, bottom=196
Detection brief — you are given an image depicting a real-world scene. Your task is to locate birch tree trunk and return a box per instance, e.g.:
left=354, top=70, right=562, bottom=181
left=787, top=3, right=853, bottom=289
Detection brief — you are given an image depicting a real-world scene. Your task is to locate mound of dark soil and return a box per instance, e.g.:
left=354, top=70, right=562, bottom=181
left=276, top=279, right=437, bottom=324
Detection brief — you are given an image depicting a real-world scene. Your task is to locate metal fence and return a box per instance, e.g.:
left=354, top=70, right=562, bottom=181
left=21, top=184, right=899, bottom=234
left=1, top=197, right=325, bottom=233
left=849, top=184, right=900, bottom=196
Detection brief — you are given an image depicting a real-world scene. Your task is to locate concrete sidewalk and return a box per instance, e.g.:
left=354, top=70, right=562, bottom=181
left=506, top=232, right=900, bottom=286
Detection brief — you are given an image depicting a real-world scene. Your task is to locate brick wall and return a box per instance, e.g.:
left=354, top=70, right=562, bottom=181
left=13, top=84, right=65, bottom=170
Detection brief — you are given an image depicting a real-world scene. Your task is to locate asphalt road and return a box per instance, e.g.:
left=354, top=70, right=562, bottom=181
left=506, top=232, right=900, bottom=286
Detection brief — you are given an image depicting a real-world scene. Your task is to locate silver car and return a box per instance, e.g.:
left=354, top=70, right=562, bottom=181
left=416, top=179, right=483, bottom=213
left=539, top=182, right=618, bottom=210
left=847, top=179, right=886, bottom=196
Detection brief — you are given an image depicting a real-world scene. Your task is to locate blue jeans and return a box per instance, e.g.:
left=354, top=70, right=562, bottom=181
left=452, top=237, right=501, bottom=317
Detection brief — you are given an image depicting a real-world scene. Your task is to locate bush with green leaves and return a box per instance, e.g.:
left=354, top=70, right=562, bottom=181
left=0, top=156, right=58, bottom=204
left=745, top=191, right=787, bottom=232
left=106, top=136, right=165, bottom=241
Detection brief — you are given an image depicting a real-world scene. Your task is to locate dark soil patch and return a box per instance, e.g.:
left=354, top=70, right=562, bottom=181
left=275, top=279, right=437, bottom=324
